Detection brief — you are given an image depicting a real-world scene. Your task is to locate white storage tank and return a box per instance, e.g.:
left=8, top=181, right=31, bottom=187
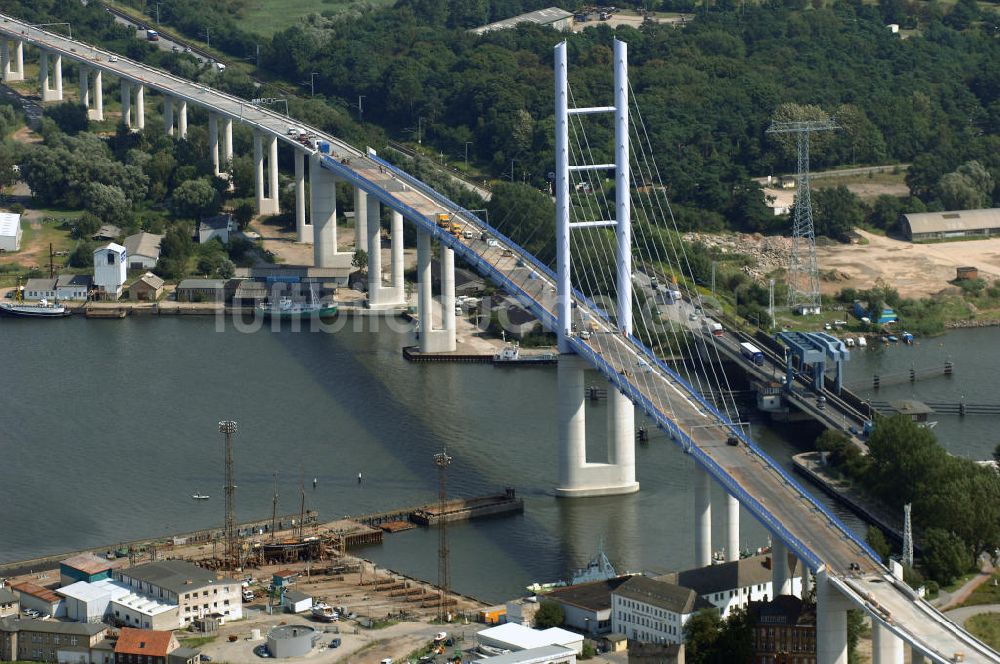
left=267, top=624, right=317, bottom=658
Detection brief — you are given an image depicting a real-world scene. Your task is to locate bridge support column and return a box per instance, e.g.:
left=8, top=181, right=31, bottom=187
left=354, top=187, right=368, bottom=254
left=726, top=493, right=740, bottom=562
left=772, top=539, right=792, bottom=596
left=79, top=66, right=89, bottom=113
left=121, top=80, right=131, bottom=128
left=39, top=50, right=62, bottom=102
left=254, top=131, right=279, bottom=216
left=801, top=561, right=812, bottom=599
left=694, top=466, right=712, bottom=567
left=2, top=41, right=24, bottom=82
left=294, top=149, right=311, bottom=243
left=415, top=230, right=455, bottom=352
left=134, top=84, right=144, bottom=130
left=442, top=244, right=456, bottom=340
left=209, top=113, right=220, bottom=176
left=909, top=645, right=925, bottom=664
left=557, top=354, right=588, bottom=492
left=608, top=390, right=638, bottom=492
left=310, top=154, right=337, bottom=267
left=390, top=211, right=404, bottom=303
left=816, top=571, right=850, bottom=664
left=222, top=117, right=232, bottom=164
left=177, top=99, right=188, bottom=139
left=164, top=97, right=174, bottom=136
left=367, top=195, right=383, bottom=308
left=872, top=624, right=903, bottom=664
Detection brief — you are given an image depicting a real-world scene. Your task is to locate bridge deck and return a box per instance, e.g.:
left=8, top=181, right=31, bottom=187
left=0, top=14, right=995, bottom=662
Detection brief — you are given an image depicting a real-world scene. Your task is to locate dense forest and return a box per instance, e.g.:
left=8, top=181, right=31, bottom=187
left=7, top=0, right=1000, bottom=238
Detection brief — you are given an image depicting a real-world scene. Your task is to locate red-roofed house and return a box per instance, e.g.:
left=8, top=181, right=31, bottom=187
left=11, top=582, right=65, bottom=618
left=114, top=627, right=180, bottom=664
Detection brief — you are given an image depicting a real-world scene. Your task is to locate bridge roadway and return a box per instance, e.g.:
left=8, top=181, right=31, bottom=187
left=2, top=15, right=996, bottom=662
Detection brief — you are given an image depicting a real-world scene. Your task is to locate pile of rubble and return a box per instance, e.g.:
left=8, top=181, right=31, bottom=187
left=682, top=232, right=791, bottom=282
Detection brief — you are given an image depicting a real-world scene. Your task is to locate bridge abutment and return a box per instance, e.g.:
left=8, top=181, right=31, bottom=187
left=1, top=40, right=24, bottom=82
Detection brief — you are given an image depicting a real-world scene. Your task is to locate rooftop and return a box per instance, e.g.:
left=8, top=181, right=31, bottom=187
left=11, top=581, right=61, bottom=604
left=137, top=273, right=165, bottom=289
left=112, top=590, right=178, bottom=617
left=57, top=579, right=131, bottom=603
left=61, top=553, right=115, bottom=576
left=284, top=590, right=311, bottom=603
left=749, top=595, right=815, bottom=627
left=0, top=211, right=20, bottom=237
left=656, top=553, right=798, bottom=597
left=903, top=208, right=1000, bottom=234
left=0, top=616, right=107, bottom=636
left=544, top=576, right=630, bottom=612
left=888, top=399, right=935, bottom=415
left=0, top=588, right=16, bottom=604
left=199, top=215, right=232, bottom=232
left=124, top=232, right=164, bottom=258
left=24, top=277, right=56, bottom=292
left=476, top=645, right=576, bottom=664
left=56, top=274, right=93, bottom=288
left=273, top=569, right=298, bottom=579
left=613, top=576, right=709, bottom=614
left=471, top=7, right=573, bottom=34
left=478, top=623, right=582, bottom=650
left=115, top=627, right=177, bottom=657
left=177, top=278, right=226, bottom=290
left=95, top=242, right=126, bottom=255
left=118, top=559, right=234, bottom=595
left=92, top=224, right=122, bottom=239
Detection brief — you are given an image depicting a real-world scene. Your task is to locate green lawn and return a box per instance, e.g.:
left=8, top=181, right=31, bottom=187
left=942, top=572, right=979, bottom=593
left=965, top=613, right=1000, bottom=651
left=179, top=635, right=217, bottom=649
left=959, top=574, right=1000, bottom=607
left=240, top=0, right=395, bottom=36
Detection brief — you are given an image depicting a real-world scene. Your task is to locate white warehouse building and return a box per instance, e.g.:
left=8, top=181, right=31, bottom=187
left=93, top=242, right=127, bottom=300
left=114, top=559, right=242, bottom=628
left=57, top=578, right=130, bottom=624
left=0, top=212, right=21, bottom=251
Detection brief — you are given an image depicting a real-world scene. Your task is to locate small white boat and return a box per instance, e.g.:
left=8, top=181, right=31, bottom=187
left=844, top=337, right=855, bottom=348
left=191, top=493, right=210, bottom=500
left=857, top=336, right=868, bottom=348
left=311, top=603, right=338, bottom=622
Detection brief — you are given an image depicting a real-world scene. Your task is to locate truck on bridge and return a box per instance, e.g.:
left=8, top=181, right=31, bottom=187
left=739, top=341, right=765, bottom=366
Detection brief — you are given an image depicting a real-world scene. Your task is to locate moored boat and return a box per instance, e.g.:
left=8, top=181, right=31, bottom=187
left=257, top=296, right=337, bottom=319
left=0, top=291, right=69, bottom=318
left=310, top=602, right=338, bottom=622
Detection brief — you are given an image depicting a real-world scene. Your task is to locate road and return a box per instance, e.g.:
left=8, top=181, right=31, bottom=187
left=1, top=14, right=996, bottom=662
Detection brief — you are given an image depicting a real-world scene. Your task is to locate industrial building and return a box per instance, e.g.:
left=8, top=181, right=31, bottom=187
left=470, top=7, right=573, bottom=34
left=113, top=627, right=180, bottom=664
left=656, top=553, right=803, bottom=618
left=130, top=272, right=165, bottom=301
left=543, top=577, right=630, bottom=635
left=610, top=576, right=711, bottom=645
left=56, top=274, right=93, bottom=300
left=114, top=560, right=242, bottom=627
left=476, top=644, right=577, bottom=664
left=0, top=616, right=110, bottom=663
left=0, top=590, right=17, bottom=619
left=477, top=623, right=583, bottom=656
left=123, top=232, right=163, bottom=269
left=175, top=278, right=226, bottom=302
left=266, top=624, right=317, bottom=659
left=282, top=590, right=312, bottom=614
left=749, top=595, right=816, bottom=663
left=60, top=553, right=116, bottom=586
left=0, top=212, right=21, bottom=251
left=10, top=582, right=65, bottom=618
left=57, top=578, right=130, bottom=623
left=93, top=242, right=127, bottom=300
left=901, top=208, right=1000, bottom=241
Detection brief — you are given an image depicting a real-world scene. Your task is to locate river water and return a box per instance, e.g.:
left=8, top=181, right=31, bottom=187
left=5, top=316, right=985, bottom=603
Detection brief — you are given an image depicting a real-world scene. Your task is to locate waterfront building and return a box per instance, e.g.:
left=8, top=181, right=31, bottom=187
left=543, top=577, right=631, bottom=636
left=477, top=623, right=584, bottom=656
left=93, top=243, right=127, bottom=300
left=60, top=553, right=116, bottom=586
left=10, top=582, right=65, bottom=619
left=749, top=595, right=816, bottom=664
left=0, top=616, right=109, bottom=663
left=123, top=232, right=163, bottom=270
left=56, top=274, right=93, bottom=300
left=0, top=590, right=17, bottom=619
left=114, top=560, right=241, bottom=627
left=475, top=644, right=577, bottom=664
left=656, top=553, right=802, bottom=619
left=610, top=576, right=711, bottom=645
left=130, top=273, right=165, bottom=302
left=23, top=278, right=56, bottom=300
left=0, top=212, right=21, bottom=251
left=175, top=278, right=226, bottom=303
left=114, top=627, right=180, bottom=664
left=506, top=596, right=541, bottom=628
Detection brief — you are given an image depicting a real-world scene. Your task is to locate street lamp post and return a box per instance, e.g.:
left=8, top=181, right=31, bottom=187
left=465, top=142, right=472, bottom=169
left=510, top=159, right=516, bottom=182
left=309, top=72, right=318, bottom=97
left=358, top=95, right=366, bottom=123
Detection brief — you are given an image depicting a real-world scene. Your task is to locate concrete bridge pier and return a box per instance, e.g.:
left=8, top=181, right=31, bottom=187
left=310, top=154, right=337, bottom=267
left=1, top=40, right=24, bottom=82
left=133, top=84, right=144, bottom=130
left=39, top=50, right=62, bottom=102
left=801, top=562, right=812, bottom=599
left=872, top=624, right=903, bottom=664
left=78, top=67, right=102, bottom=121
left=366, top=194, right=384, bottom=308
left=254, top=131, right=279, bottom=216
left=909, top=645, right=925, bottom=664
left=772, top=539, right=792, bottom=596
left=163, top=97, right=174, bottom=136
left=694, top=465, right=712, bottom=566
left=816, top=571, right=851, bottom=664
left=354, top=187, right=368, bottom=254
left=176, top=99, right=188, bottom=139
left=415, top=230, right=456, bottom=352
left=726, top=493, right=740, bottom=562
left=209, top=113, right=220, bottom=176
left=222, top=117, right=232, bottom=165
left=294, top=150, right=311, bottom=243
left=390, top=211, right=404, bottom=303
left=120, top=81, right=131, bottom=128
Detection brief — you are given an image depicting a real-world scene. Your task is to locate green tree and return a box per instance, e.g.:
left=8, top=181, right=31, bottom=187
left=811, top=185, right=864, bottom=239
left=533, top=601, right=564, bottom=629
left=232, top=199, right=255, bottom=230
left=937, top=161, right=994, bottom=211
left=83, top=182, right=130, bottom=228
left=922, top=528, right=971, bottom=585
left=866, top=526, right=891, bottom=564
left=171, top=178, right=221, bottom=219
left=847, top=609, right=865, bottom=663
left=45, top=103, right=89, bottom=135
left=68, top=240, right=96, bottom=268
left=683, top=608, right=721, bottom=664
left=352, top=248, right=368, bottom=274
left=160, top=224, right=194, bottom=265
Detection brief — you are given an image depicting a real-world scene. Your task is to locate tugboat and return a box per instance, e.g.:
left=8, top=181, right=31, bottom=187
left=0, top=281, right=69, bottom=318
